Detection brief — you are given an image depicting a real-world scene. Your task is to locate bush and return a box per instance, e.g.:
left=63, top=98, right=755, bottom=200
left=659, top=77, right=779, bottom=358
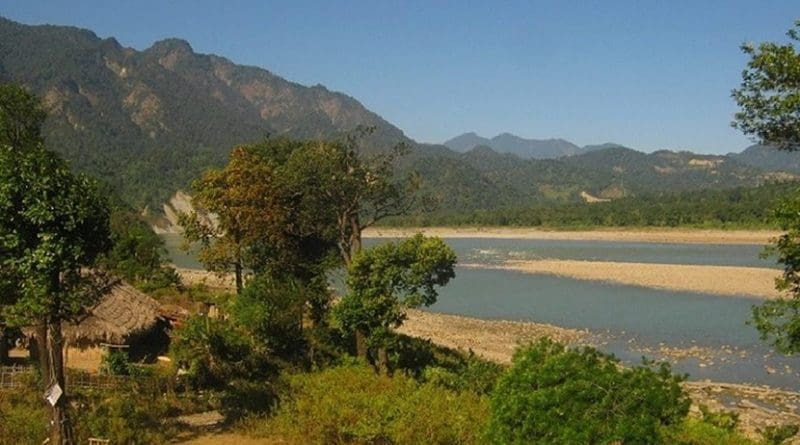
left=391, top=334, right=503, bottom=394
left=252, top=363, right=489, bottom=444
left=485, top=339, right=690, bottom=445
left=660, top=418, right=759, bottom=445
left=763, top=424, right=800, bottom=445
left=699, top=404, right=739, bottom=432
left=422, top=355, right=503, bottom=395
left=229, top=274, right=307, bottom=359
left=100, top=349, right=134, bottom=375
left=170, top=315, right=268, bottom=388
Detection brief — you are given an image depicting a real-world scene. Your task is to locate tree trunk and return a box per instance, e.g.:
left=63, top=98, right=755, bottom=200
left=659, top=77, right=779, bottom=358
left=35, top=322, right=49, bottom=379
left=355, top=330, right=368, bottom=360
left=0, top=326, right=8, bottom=365
left=377, top=347, right=390, bottom=375
left=349, top=216, right=362, bottom=262
left=47, top=320, right=73, bottom=445
left=234, top=261, right=243, bottom=294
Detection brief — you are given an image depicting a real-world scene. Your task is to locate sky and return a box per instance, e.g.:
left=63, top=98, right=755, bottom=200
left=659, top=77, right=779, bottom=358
left=1, top=1, right=798, bottom=154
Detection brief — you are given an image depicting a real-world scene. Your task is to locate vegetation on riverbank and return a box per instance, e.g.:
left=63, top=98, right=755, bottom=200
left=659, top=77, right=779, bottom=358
left=383, top=180, right=797, bottom=229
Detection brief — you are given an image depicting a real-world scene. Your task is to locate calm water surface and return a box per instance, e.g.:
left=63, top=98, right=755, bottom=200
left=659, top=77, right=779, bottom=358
left=162, top=234, right=798, bottom=389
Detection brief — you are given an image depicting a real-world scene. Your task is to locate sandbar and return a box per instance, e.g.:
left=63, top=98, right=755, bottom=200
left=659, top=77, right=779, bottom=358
left=469, top=259, right=784, bottom=299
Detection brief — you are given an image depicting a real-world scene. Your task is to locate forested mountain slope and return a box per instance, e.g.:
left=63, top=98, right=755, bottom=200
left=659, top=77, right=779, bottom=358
left=0, top=17, right=408, bottom=208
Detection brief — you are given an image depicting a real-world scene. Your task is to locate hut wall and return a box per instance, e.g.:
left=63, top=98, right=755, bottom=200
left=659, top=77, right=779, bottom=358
left=65, top=345, right=105, bottom=373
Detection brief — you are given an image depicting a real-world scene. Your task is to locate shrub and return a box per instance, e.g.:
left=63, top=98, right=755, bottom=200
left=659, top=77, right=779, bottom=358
left=229, top=273, right=307, bottom=359
left=763, top=424, right=800, bottom=445
left=253, top=363, right=489, bottom=444
left=392, top=334, right=503, bottom=394
left=485, top=339, right=690, bottom=445
left=660, top=418, right=759, bottom=445
left=170, top=314, right=267, bottom=388
left=100, top=349, right=134, bottom=375
left=422, top=355, right=503, bottom=395
left=699, top=404, right=739, bottom=432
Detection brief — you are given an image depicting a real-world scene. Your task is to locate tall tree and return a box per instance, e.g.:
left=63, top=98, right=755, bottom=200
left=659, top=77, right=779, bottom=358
left=284, top=131, right=420, bottom=355
left=0, top=84, right=112, bottom=445
left=334, top=234, right=457, bottom=369
left=180, top=138, right=342, bottom=295
left=732, top=21, right=800, bottom=353
left=180, top=144, right=287, bottom=294
left=287, top=130, right=417, bottom=266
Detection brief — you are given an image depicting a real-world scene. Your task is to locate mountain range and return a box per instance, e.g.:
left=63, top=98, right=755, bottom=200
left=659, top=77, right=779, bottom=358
left=1, top=17, right=798, bottom=216
left=442, top=132, right=617, bottom=159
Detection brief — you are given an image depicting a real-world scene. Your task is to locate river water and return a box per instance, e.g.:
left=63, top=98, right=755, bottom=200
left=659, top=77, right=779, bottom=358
left=161, top=234, right=800, bottom=389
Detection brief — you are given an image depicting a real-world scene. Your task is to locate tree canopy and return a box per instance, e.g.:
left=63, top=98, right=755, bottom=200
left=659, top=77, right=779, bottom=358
left=334, top=234, right=456, bottom=364
left=732, top=20, right=800, bottom=151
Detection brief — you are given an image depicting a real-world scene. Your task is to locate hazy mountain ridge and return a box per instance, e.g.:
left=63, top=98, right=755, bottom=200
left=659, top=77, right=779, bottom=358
left=399, top=144, right=789, bottom=212
left=443, top=132, right=615, bottom=159
left=729, top=144, right=800, bottom=174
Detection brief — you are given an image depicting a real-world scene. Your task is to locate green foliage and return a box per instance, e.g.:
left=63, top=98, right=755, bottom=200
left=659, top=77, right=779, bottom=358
left=104, top=202, right=180, bottom=292
left=170, top=314, right=269, bottom=388
left=698, top=404, right=740, bottom=432
left=485, top=339, right=690, bottom=445
left=72, top=391, right=175, bottom=445
left=0, top=380, right=180, bottom=445
left=753, top=188, right=800, bottom=353
left=219, top=378, right=279, bottom=421
left=385, top=180, right=795, bottom=229
left=252, top=364, right=488, bottom=445
left=0, top=385, right=48, bottom=445
left=660, top=418, right=760, bottom=445
left=421, top=356, right=503, bottom=395
left=99, top=350, right=135, bottom=376
left=0, top=85, right=111, bottom=326
left=230, top=273, right=311, bottom=359
left=732, top=20, right=800, bottom=150
left=334, top=234, right=457, bottom=347
left=763, top=424, right=800, bottom=445
left=181, top=139, right=345, bottom=293
left=0, top=83, right=46, bottom=150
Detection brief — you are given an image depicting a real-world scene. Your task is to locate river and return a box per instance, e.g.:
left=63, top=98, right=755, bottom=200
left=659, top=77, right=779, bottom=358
left=161, top=233, right=800, bottom=389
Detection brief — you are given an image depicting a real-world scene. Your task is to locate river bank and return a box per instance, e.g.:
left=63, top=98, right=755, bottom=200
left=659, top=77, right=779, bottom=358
left=364, top=227, right=779, bottom=245
left=398, top=308, right=800, bottom=442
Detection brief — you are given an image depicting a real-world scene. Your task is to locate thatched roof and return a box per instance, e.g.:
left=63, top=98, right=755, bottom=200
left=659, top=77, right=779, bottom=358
left=62, top=282, right=162, bottom=345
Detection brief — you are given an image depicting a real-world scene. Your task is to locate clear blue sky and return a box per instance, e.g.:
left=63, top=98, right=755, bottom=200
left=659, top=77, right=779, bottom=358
left=2, top=1, right=798, bottom=153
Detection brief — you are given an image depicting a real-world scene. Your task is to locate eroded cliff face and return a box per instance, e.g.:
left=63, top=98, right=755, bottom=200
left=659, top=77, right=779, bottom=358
left=150, top=191, right=193, bottom=234
left=150, top=191, right=221, bottom=235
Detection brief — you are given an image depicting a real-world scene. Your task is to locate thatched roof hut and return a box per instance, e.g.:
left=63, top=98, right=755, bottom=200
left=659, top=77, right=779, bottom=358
left=63, top=281, right=163, bottom=347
